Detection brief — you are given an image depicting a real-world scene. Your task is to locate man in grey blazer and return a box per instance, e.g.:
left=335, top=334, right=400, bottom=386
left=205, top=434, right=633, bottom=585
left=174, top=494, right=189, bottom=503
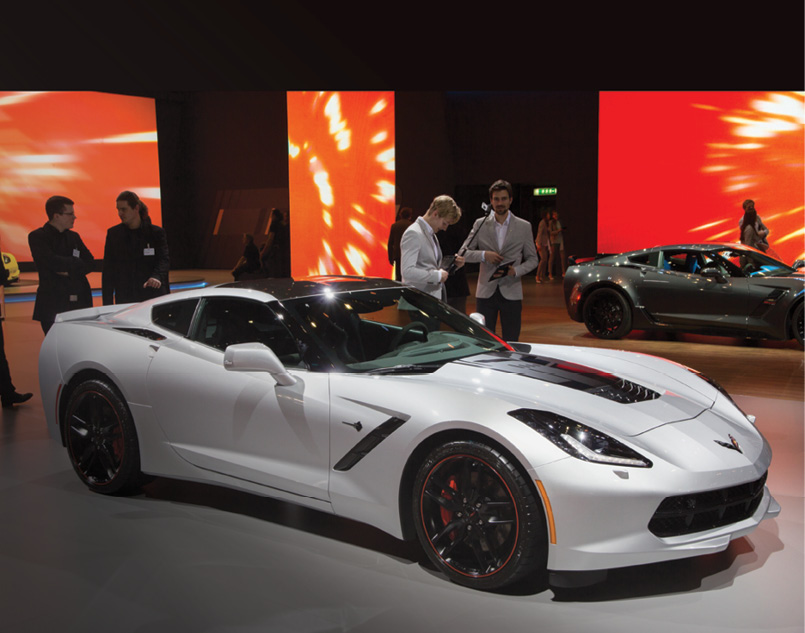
left=401, top=195, right=464, bottom=305
left=460, top=180, right=538, bottom=342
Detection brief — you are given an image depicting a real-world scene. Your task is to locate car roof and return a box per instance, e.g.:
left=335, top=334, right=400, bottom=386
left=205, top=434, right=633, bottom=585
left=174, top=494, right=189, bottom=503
left=217, top=275, right=404, bottom=300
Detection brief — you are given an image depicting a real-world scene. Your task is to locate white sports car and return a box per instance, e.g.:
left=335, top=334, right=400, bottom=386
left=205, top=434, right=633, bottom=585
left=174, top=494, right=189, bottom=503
left=39, top=276, right=779, bottom=590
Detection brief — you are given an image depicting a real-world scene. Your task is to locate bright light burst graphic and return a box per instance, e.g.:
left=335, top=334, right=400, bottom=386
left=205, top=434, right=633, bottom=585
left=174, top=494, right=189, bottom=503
left=287, top=91, right=395, bottom=278
left=693, top=92, right=804, bottom=261
left=599, top=92, right=804, bottom=264
left=0, top=91, right=162, bottom=258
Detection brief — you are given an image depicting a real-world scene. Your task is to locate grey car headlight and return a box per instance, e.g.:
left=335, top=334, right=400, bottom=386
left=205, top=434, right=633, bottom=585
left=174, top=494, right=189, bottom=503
left=508, top=408, right=653, bottom=468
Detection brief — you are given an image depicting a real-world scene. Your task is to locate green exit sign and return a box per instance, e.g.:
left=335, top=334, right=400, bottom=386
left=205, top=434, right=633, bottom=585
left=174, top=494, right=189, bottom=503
left=533, top=187, right=557, bottom=196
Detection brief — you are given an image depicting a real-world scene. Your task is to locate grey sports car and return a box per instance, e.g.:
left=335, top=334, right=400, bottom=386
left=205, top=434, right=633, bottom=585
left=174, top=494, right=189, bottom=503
left=564, top=243, right=804, bottom=345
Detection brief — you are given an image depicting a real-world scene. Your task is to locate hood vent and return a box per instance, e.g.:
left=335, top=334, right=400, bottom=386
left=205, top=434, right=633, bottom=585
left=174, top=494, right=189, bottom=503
left=456, top=352, right=660, bottom=404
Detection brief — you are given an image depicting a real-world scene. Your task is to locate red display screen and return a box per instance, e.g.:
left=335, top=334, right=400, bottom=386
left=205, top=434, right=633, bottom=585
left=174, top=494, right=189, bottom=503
left=0, top=91, right=161, bottom=261
left=599, top=91, right=804, bottom=264
left=287, top=91, right=396, bottom=278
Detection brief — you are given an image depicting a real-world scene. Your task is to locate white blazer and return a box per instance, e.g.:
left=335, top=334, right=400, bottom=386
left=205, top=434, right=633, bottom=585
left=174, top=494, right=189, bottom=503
left=400, top=217, right=446, bottom=300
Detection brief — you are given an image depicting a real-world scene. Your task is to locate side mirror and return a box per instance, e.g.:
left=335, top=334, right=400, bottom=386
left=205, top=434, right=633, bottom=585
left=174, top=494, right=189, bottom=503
left=792, top=259, right=804, bottom=270
left=223, top=342, right=297, bottom=386
left=469, top=312, right=486, bottom=326
left=700, top=266, right=726, bottom=283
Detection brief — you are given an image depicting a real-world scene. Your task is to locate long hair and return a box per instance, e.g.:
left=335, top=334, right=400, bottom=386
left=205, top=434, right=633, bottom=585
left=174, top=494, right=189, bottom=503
left=740, top=208, right=758, bottom=241
left=116, top=190, right=151, bottom=225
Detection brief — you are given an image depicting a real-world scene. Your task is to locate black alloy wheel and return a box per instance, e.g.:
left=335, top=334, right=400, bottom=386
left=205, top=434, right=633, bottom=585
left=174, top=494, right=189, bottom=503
left=793, top=302, right=804, bottom=346
left=582, top=288, right=633, bottom=339
left=413, top=441, right=546, bottom=590
left=65, top=378, right=145, bottom=495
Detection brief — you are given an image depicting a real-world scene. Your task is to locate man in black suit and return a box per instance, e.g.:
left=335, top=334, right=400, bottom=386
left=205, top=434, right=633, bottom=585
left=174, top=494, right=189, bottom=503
left=28, top=195, right=95, bottom=334
left=0, top=264, right=32, bottom=408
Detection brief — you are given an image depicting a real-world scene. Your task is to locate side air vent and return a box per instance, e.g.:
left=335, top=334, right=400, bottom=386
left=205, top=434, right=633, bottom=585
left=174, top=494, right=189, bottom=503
left=113, top=327, right=166, bottom=341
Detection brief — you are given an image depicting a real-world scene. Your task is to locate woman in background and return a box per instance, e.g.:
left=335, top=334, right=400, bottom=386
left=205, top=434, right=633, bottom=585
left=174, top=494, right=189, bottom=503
left=534, top=209, right=551, bottom=283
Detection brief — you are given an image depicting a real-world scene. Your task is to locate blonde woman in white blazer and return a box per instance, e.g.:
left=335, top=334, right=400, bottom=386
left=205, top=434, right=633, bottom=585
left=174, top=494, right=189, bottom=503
left=401, top=195, right=464, bottom=301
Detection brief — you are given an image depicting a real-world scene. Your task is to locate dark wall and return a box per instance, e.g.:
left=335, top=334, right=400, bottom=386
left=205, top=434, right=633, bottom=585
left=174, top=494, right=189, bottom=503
left=443, top=91, right=599, bottom=259
left=157, top=91, right=599, bottom=269
left=157, top=91, right=290, bottom=269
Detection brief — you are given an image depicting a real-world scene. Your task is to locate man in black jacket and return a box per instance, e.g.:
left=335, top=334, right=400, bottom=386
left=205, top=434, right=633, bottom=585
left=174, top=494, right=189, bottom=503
left=102, top=190, right=170, bottom=305
left=28, top=196, right=95, bottom=335
left=0, top=264, right=32, bottom=408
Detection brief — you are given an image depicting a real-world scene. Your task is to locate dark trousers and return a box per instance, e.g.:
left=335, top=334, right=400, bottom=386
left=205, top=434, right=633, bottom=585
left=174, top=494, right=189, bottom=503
left=0, top=321, right=16, bottom=396
left=475, top=286, right=522, bottom=342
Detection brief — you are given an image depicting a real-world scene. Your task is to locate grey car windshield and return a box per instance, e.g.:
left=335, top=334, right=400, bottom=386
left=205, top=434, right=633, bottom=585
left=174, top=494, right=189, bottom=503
left=705, top=248, right=797, bottom=278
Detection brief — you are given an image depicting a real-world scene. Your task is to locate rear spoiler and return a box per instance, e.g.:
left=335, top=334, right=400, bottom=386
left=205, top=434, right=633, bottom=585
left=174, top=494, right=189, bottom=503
left=567, top=253, right=614, bottom=266
left=54, top=303, right=135, bottom=323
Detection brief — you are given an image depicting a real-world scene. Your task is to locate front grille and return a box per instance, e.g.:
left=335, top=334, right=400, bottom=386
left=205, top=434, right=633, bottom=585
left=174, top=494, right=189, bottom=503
left=648, top=472, right=767, bottom=537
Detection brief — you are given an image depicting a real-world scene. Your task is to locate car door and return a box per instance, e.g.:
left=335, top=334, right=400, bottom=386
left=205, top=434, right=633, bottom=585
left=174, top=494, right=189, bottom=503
left=636, top=250, right=749, bottom=330
left=145, top=296, right=331, bottom=501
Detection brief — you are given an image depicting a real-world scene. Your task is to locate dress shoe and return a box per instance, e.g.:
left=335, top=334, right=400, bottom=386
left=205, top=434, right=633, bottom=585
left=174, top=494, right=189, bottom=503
left=2, top=392, right=33, bottom=408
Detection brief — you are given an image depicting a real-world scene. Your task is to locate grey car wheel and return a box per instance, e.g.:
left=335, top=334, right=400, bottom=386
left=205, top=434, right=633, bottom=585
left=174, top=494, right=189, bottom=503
left=583, top=288, right=633, bottom=339
left=793, top=303, right=803, bottom=346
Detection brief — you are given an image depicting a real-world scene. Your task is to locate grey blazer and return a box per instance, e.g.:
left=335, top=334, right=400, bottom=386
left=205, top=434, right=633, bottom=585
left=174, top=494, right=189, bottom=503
left=401, top=217, right=446, bottom=300
left=460, top=212, right=539, bottom=300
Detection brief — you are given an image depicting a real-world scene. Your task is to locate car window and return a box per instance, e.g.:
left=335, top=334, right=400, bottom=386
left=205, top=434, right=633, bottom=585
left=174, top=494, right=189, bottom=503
left=660, top=251, right=701, bottom=274
left=281, top=287, right=506, bottom=373
left=711, top=248, right=795, bottom=278
left=152, top=299, right=199, bottom=336
left=192, top=297, right=302, bottom=365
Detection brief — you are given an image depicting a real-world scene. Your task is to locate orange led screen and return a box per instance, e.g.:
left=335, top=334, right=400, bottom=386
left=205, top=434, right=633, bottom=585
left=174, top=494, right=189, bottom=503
left=0, top=91, right=161, bottom=260
left=287, top=91, right=395, bottom=278
left=599, top=91, right=804, bottom=264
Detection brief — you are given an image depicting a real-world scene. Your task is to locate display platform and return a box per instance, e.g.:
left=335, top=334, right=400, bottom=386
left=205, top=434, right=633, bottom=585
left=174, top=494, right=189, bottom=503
left=0, top=272, right=802, bottom=633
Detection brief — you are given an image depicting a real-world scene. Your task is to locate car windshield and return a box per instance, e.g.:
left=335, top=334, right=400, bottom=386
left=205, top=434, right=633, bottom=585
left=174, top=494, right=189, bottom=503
left=279, top=287, right=507, bottom=373
left=704, top=248, right=797, bottom=278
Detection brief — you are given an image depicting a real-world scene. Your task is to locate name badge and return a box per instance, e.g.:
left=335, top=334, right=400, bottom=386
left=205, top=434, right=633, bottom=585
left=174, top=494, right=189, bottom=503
left=72, top=249, right=80, bottom=258
left=69, top=295, right=78, bottom=302
left=143, top=247, right=155, bottom=256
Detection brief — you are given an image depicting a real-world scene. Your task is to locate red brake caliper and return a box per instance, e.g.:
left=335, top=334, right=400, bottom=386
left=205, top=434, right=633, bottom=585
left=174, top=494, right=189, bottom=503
left=440, top=476, right=458, bottom=539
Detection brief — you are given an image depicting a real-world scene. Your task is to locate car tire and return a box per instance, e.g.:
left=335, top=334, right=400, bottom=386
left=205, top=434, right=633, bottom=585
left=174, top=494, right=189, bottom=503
left=413, top=440, right=547, bottom=590
left=64, top=378, right=145, bottom=495
left=793, top=303, right=804, bottom=347
left=582, top=288, right=633, bottom=339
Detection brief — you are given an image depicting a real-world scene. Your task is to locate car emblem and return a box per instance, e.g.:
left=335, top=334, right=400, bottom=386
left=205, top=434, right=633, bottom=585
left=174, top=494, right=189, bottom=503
left=714, top=434, right=742, bottom=453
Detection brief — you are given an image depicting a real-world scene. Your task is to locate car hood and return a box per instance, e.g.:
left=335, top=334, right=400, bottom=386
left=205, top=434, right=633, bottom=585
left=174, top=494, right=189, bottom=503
left=415, top=344, right=722, bottom=437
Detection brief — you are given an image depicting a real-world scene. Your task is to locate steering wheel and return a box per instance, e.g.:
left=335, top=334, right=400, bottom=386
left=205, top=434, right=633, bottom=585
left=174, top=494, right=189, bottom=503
left=390, top=321, right=428, bottom=350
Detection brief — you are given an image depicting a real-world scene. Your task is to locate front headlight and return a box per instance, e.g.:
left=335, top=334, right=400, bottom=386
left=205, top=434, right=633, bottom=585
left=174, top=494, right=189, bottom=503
left=508, top=408, right=652, bottom=468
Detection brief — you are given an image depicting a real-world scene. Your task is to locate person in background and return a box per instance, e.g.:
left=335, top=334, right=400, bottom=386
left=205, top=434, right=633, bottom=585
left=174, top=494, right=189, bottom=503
left=102, top=190, right=170, bottom=305
left=28, top=195, right=94, bottom=334
left=548, top=209, right=566, bottom=279
left=232, top=233, right=261, bottom=281
left=0, top=261, right=32, bottom=408
left=460, top=179, right=538, bottom=342
left=387, top=207, right=413, bottom=281
left=260, top=208, right=291, bottom=278
left=739, top=199, right=770, bottom=252
left=438, top=219, right=470, bottom=313
left=534, top=209, right=551, bottom=283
